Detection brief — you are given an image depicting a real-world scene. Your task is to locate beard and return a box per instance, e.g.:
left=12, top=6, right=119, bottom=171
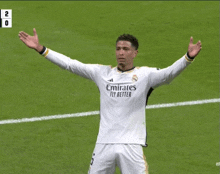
left=118, top=62, right=125, bottom=67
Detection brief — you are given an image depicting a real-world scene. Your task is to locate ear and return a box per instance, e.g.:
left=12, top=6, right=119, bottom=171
left=133, top=50, right=138, bottom=58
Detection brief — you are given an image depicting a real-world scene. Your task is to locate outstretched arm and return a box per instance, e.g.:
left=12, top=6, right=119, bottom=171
left=18, top=28, right=43, bottom=52
left=18, top=28, right=101, bottom=81
left=149, top=37, right=202, bottom=88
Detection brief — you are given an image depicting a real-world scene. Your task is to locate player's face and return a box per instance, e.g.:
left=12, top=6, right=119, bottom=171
left=116, top=41, right=138, bottom=69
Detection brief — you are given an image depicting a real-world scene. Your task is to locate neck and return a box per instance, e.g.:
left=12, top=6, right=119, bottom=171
left=117, top=63, right=134, bottom=71
left=117, top=66, right=135, bottom=72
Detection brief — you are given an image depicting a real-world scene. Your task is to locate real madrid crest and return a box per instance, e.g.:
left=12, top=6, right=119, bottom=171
left=132, top=74, right=138, bottom=82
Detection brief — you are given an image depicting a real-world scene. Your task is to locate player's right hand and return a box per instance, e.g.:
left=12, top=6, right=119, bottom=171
left=19, top=28, right=42, bottom=52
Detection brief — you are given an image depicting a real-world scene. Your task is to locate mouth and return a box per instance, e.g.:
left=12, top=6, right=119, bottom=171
left=118, top=58, right=125, bottom=61
left=117, top=59, right=125, bottom=64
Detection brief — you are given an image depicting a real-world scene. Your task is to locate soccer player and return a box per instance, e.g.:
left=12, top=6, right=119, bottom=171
left=18, top=28, right=201, bottom=174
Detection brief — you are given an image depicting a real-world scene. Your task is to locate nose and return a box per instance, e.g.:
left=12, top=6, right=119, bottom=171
left=119, top=49, right=124, bottom=55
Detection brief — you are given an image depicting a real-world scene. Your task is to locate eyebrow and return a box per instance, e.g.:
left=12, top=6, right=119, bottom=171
left=116, top=43, right=136, bottom=50
left=116, top=46, right=130, bottom=50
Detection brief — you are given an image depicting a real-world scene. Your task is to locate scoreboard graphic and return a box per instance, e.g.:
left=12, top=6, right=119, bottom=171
left=0, top=9, right=12, bottom=28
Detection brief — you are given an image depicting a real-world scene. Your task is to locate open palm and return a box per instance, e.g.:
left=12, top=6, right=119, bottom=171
left=19, top=28, right=40, bottom=50
left=188, top=37, right=202, bottom=58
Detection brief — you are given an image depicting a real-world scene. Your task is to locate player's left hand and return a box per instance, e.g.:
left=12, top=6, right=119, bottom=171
left=187, top=37, right=202, bottom=58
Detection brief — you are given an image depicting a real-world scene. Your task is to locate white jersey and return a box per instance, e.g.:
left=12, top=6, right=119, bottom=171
left=42, top=48, right=192, bottom=146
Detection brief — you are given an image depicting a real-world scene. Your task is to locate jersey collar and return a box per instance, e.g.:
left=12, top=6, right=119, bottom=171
left=117, top=66, right=135, bottom=73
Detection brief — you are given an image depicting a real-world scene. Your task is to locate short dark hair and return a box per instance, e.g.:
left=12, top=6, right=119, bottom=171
left=116, top=34, right=139, bottom=50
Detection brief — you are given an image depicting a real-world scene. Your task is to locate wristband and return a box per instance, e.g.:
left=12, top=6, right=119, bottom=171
left=184, top=53, right=194, bottom=62
left=39, top=46, right=46, bottom=55
left=186, top=52, right=195, bottom=60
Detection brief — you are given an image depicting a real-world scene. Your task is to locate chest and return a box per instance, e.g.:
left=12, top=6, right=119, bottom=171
left=97, top=69, right=150, bottom=99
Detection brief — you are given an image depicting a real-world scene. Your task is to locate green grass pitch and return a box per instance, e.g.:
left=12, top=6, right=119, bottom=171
left=0, top=1, right=219, bottom=173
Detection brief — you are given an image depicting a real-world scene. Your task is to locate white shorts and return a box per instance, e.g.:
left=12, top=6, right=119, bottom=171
left=88, top=144, right=149, bottom=174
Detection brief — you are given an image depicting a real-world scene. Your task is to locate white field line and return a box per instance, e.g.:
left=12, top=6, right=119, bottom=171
left=0, top=98, right=219, bottom=125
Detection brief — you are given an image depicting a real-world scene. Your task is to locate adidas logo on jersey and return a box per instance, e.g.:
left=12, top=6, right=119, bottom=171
left=108, top=78, right=113, bottom=82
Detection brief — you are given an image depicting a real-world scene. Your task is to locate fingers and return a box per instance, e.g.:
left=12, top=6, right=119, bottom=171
left=189, top=36, right=202, bottom=50
left=190, top=36, right=193, bottom=44
left=33, top=28, right=37, bottom=36
left=197, top=40, right=202, bottom=46
left=20, top=31, right=28, bottom=37
left=18, top=31, right=28, bottom=39
left=18, top=32, right=25, bottom=41
left=19, top=36, right=26, bottom=44
left=18, top=33, right=28, bottom=45
left=196, top=40, right=202, bottom=52
left=190, top=36, right=202, bottom=46
left=18, top=29, right=37, bottom=41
